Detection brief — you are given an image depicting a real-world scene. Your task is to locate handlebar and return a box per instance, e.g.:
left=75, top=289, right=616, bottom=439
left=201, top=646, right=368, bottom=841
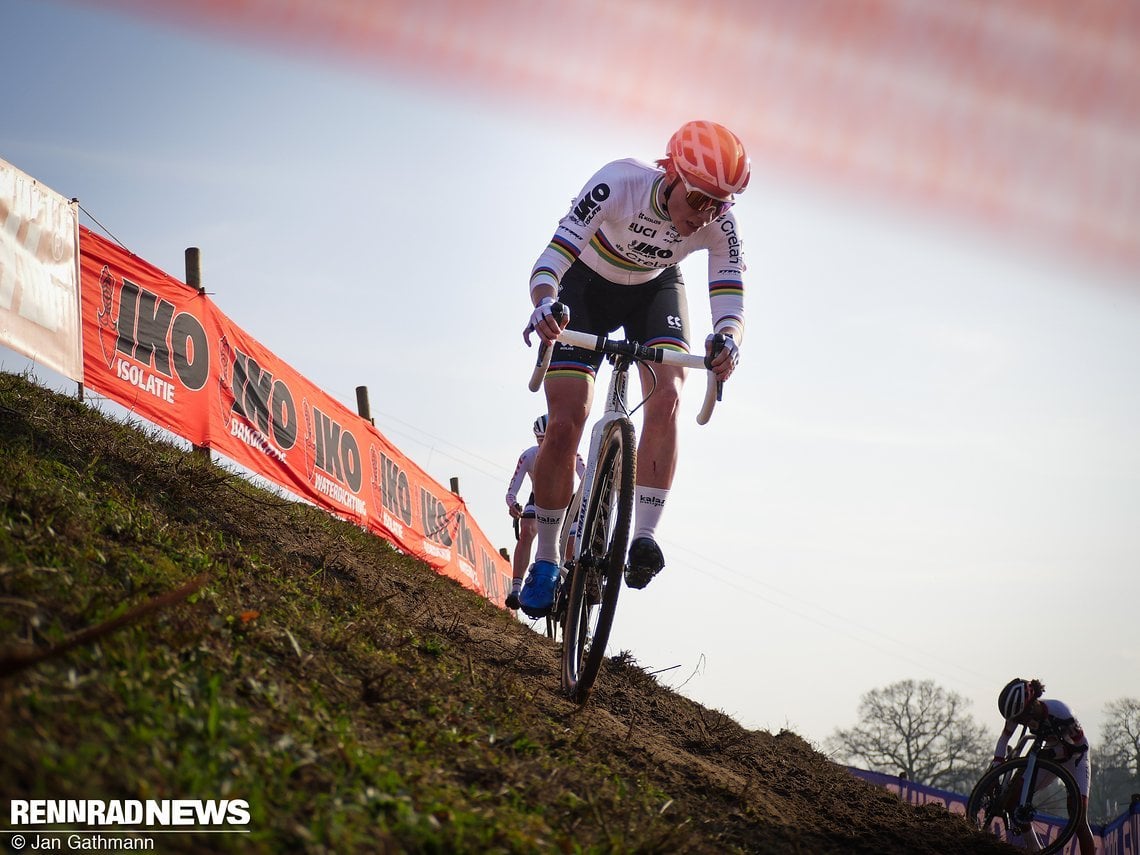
left=528, top=318, right=723, bottom=425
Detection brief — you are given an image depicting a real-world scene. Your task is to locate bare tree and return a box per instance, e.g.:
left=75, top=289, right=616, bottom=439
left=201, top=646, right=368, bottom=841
left=1091, top=697, right=1140, bottom=821
left=826, top=679, right=993, bottom=792
left=1101, top=697, right=1140, bottom=781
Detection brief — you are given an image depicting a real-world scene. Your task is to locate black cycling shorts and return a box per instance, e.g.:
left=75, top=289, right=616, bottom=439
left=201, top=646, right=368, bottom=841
left=549, top=260, right=690, bottom=377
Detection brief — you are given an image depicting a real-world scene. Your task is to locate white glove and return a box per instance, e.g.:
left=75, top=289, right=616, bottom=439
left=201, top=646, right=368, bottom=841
left=524, top=297, right=567, bottom=345
left=705, top=332, right=740, bottom=381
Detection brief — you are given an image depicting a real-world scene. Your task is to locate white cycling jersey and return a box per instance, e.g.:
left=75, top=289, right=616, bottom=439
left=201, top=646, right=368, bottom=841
left=995, top=698, right=1091, bottom=796
left=529, top=158, right=746, bottom=340
left=506, top=445, right=586, bottom=512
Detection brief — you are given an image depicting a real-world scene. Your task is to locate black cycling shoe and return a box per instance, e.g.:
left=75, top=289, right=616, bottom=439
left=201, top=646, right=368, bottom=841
left=504, top=591, right=521, bottom=610
left=624, top=536, right=664, bottom=589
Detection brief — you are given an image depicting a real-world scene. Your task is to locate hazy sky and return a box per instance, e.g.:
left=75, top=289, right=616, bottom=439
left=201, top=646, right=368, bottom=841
left=4, top=0, right=1138, bottom=756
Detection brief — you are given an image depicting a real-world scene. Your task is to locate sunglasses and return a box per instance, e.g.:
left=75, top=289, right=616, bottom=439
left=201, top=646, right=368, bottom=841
left=682, top=187, right=733, bottom=217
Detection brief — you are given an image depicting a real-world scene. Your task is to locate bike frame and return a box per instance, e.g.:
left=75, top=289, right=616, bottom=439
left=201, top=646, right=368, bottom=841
left=528, top=323, right=723, bottom=700
left=974, top=723, right=1082, bottom=853
left=568, top=351, right=634, bottom=567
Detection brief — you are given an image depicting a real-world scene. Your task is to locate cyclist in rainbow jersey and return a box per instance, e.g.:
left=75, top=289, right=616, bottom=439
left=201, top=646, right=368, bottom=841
left=519, top=120, right=748, bottom=617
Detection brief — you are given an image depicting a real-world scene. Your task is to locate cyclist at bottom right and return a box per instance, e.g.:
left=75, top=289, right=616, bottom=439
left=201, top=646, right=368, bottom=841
left=993, top=678, right=1096, bottom=854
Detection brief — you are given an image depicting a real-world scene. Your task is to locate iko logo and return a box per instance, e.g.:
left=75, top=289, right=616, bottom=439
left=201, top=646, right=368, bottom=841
left=629, top=241, right=673, bottom=259
left=98, top=271, right=209, bottom=390
left=421, top=488, right=454, bottom=547
left=666, top=315, right=683, bottom=331
left=480, top=547, right=502, bottom=603
left=311, top=405, right=363, bottom=493
left=572, top=183, right=610, bottom=223
left=372, top=447, right=414, bottom=526
left=227, top=349, right=298, bottom=450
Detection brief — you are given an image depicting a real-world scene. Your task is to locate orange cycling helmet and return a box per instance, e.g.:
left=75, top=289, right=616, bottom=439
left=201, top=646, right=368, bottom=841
left=667, top=120, right=751, bottom=202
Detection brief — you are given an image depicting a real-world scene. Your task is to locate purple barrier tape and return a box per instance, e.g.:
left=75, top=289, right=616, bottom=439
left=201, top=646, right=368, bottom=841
left=848, top=767, right=1140, bottom=854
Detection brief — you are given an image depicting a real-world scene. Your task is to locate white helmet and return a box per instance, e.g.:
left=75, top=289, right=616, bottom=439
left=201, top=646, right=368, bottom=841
left=533, top=414, right=549, bottom=438
left=998, top=678, right=1029, bottom=719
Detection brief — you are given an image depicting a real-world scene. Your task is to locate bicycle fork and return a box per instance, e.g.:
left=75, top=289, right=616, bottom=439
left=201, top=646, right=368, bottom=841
left=1010, top=754, right=1044, bottom=850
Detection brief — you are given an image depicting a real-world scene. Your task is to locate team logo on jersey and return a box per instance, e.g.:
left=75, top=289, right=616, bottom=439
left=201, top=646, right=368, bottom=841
left=570, top=183, right=610, bottom=225
left=666, top=315, right=683, bottom=331
left=628, top=240, right=673, bottom=259
left=721, top=218, right=741, bottom=265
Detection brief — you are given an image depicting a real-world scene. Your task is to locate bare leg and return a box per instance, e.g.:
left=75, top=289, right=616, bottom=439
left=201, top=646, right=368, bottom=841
left=512, top=518, right=536, bottom=581
left=1076, top=796, right=1095, bottom=855
left=635, top=363, right=684, bottom=489
left=532, top=374, right=592, bottom=563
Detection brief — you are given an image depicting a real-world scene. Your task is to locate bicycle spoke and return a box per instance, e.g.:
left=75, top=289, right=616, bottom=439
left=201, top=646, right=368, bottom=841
left=965, top=757, right=1081, bottom=854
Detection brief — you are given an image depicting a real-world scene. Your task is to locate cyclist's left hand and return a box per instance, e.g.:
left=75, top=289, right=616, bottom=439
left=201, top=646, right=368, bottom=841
left=705, top=333, right=740, bottom=382
left=524, top=297, right=567, bottom=346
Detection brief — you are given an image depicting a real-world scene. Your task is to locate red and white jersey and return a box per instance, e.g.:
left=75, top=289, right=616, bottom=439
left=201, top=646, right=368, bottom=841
left=994, top=698, right=1089, bottom=757
left=506, top=445, right=585, bottom=508
left=529, top=158, right=746, bottom=339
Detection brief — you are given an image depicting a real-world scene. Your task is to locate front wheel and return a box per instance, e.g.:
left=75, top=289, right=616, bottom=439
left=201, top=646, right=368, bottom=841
left=965, top=756, right=1081, bottom=854
left=561, top=418, right=635, bottom=703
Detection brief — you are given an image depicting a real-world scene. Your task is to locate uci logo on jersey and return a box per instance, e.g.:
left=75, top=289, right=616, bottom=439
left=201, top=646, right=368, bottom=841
left=571, top=183, right=610, bottom=225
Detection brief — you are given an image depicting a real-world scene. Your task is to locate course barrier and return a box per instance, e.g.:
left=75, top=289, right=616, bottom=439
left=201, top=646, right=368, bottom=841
left=1, top=158, right=513, bottom=606
left=850, top=767, right=1140, bottom=854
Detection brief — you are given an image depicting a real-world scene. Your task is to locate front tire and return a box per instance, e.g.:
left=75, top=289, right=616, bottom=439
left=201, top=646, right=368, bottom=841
left=560, top=418, right=635, bottom=703
left=965, top=757, right=1081, bottom=854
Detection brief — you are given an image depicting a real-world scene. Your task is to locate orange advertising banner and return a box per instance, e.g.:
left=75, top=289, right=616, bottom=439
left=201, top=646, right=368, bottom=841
left=79, top=227, right=511, bottom=606
left=79, top=229, right=212, bottom=442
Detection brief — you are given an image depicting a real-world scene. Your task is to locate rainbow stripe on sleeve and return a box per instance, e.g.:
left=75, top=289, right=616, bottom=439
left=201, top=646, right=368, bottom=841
left=550, top=234, right=579, bottom=263
left=708, top=280, right=744, bottom=300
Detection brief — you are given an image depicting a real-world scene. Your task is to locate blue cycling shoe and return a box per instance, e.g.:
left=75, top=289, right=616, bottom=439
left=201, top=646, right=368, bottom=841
left=518, top=560, right=560, bottom=618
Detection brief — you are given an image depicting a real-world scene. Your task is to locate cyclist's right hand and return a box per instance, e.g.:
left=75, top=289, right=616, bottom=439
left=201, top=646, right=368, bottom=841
left=524, top=297, right=569, bottom=346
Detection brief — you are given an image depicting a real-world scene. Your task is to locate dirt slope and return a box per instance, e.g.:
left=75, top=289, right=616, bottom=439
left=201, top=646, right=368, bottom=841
left=0, top=372, right=1013, bottom=853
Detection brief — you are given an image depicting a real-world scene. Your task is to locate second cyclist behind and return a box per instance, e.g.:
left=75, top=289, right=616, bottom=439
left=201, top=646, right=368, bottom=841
left=505, top=414, right=585, bottom=612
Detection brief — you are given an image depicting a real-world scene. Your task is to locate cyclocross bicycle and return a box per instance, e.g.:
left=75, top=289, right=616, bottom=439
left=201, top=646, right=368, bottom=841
left=529, top=313, right=723, bottom=703
left=964, top=722, right=1084, bottom=853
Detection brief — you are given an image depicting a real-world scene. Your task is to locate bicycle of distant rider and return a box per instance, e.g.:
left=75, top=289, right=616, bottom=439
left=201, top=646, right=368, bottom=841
left=529, top=310, right=724, bottom=702
left=964, top=722, right=1084, bottom=854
